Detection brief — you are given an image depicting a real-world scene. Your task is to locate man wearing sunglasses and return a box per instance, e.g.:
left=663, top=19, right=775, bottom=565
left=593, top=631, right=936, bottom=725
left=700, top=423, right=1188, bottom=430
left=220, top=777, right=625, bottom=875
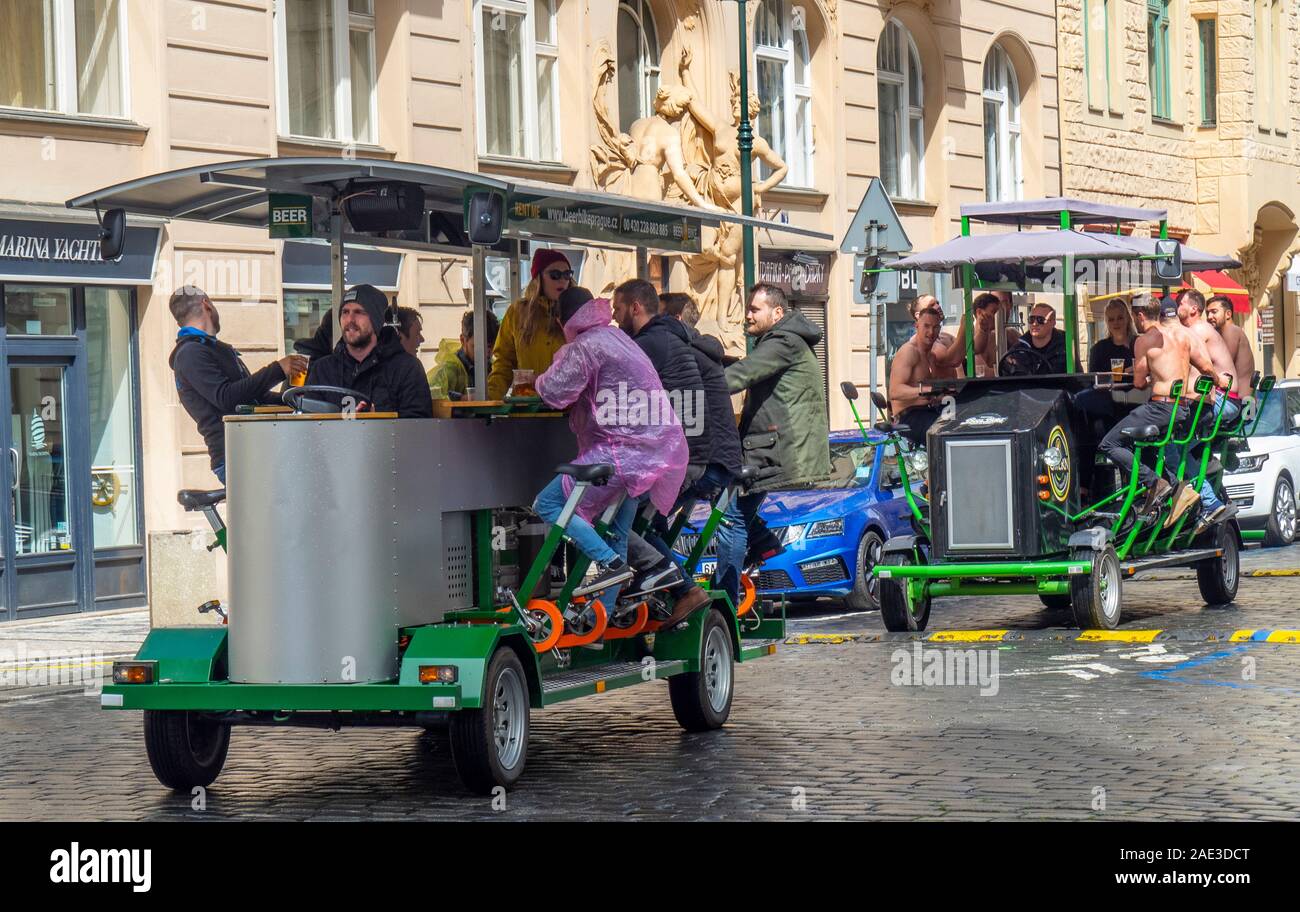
left=1007, top=303, right=1068, bottom=374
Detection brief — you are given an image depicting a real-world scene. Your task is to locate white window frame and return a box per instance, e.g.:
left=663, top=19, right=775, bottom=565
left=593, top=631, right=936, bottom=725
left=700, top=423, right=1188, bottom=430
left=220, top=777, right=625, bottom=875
left=617, top=0, right=661, bottom=131
left=754, top=0, right=814, bottom=188
left=473, top=0, right=561, bottom=162
left=983, top=44, right=1022, bottom=202
left=878, top=20, right=924, bottom=200
left=274, top=0, right=378, bottom=145
left=1, top=0, right=131, bottom=119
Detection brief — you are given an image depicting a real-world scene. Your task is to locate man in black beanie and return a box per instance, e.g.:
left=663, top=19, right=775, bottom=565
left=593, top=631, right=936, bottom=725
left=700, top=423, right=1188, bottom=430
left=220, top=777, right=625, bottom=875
left=305, top=284, right=433, bottom=417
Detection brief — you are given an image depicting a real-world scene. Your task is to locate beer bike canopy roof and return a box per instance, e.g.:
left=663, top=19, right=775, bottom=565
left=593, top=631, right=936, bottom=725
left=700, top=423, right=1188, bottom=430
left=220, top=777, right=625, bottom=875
left=960, top=197, right=1168, bottom=227
left=890, top=229, right=1241, bottom=272
left=65, top=156, right=831, bottom=253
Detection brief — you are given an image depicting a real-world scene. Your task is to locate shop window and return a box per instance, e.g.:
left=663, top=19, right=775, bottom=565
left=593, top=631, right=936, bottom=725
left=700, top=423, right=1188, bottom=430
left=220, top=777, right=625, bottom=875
left=475, top=0, right=561, bottom=161
left=0, top=0, right=127, bottom=118
left=877, top=20, right=924, bottom=200
left=1148, top=0, right=1172, bottom=121
left=86, top=287, right=139, bottom=549
left=1198, top=18, right=1217, bottom=126
left=283, top=290, right=334, bottom=350
left=983, top=44, right=1022, bottom=202
left=755, top=0, right=814, bottom=187
left=616, top=0, right=660, bottom=133
left=276, top=0, right=377, bottom=144
left=4, top=285, right=74, bottom=336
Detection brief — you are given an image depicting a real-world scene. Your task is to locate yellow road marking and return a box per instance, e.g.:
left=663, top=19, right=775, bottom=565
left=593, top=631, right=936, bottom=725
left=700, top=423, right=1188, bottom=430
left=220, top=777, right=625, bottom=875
left=1247, top=569, right=1300, bottom=577
left=1229, top=630, right=1258, bottom=642
left=928, top=630, right=1009, bottom=642
left=1264, top=630, right=1300, bottom=643
left=783, top=633, right=863, bottom=645
left=1076, top=630, right=1161, bottom=643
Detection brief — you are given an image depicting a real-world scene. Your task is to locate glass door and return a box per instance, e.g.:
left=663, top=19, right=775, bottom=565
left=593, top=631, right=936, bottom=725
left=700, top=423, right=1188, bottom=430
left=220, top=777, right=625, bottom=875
left=2, top=360, right=80, bottom=618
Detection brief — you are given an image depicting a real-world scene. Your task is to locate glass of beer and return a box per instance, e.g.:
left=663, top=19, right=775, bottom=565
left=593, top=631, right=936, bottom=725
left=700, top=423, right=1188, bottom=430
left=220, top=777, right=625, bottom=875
left=509, top=369, right=537, bottom=398
left=1110, top=358, right=1125, bottom=382
left=289, top=360, right=308, bottom=387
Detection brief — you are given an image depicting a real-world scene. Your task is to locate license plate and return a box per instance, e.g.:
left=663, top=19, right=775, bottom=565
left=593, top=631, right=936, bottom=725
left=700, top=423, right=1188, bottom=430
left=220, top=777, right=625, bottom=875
left=696, top=560, right=717, bottom=576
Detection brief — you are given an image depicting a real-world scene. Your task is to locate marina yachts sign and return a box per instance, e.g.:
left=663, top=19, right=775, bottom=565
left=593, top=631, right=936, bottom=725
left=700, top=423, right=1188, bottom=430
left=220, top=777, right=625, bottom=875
left=0, top=231, right=105, bottom=262
left=508, top=193, right=703, bottom=253
left=0, top=218, right=160, bottom=283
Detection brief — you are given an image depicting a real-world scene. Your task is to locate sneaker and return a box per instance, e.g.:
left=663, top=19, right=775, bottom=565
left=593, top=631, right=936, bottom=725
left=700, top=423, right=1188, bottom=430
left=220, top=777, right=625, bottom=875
left=1193, top=504, right=1229, bottom=537
left=627, top=561, right=682, bottom=597
left=572, top=557, right=634, bottom=597
left=657, top=585, right=710, bottom=629
left=1164, top=484, right=1201, bottom=528
left=1140, top=478, right=1173, bottom=517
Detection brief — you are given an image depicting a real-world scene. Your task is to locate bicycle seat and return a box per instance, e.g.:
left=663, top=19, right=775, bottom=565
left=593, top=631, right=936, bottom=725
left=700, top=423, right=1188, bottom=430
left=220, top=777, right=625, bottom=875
left=555, top=463, right=613, bottom=485
left=1119, top=424, right=1162, bottom=443
left=178, top=488, right=227, bottom=510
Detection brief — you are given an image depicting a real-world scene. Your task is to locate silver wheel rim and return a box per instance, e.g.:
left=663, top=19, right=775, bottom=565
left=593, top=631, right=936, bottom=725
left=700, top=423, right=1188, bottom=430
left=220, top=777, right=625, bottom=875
left=703, top=625, right=733, bottom=714
left=1099, top=553, right=1120, bottom=622
left=492, top=666, right=527, bottom=771
left=1278, top=482, right=1296, bottom=541
left=1222, top=532, right=1238, bottom=591
left=865, top=537, right=882, bottom=603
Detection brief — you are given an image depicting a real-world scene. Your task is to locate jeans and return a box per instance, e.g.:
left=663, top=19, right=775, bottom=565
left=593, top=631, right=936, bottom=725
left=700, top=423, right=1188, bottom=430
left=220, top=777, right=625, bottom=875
left=1189, top=397, right=1241, bottom=513
left=213, top=463, right=226, bottom=485
left=533, top=475, right=637, bottom=604
left=1100, top=400, right=1184, bottom=490
left=641, top=464, right=747, bottom=605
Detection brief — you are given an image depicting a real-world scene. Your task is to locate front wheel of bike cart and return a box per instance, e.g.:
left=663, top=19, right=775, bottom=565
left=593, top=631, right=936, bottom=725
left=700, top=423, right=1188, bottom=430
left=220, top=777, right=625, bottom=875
left=1197, top=522, right=1240, bottom=606
left=1069, top=545, right=1122, bottom=630
left=143, top=710, right=230, bottom=791
left=878, top=550, right=931, bottom=632
left=669, top=609, right=734, bottom=732
left=450, top=648, right=530, bottom=794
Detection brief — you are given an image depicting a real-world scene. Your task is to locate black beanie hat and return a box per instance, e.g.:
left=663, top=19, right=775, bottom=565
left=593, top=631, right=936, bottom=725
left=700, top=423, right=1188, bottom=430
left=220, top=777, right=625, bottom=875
left=558, top=286, right=594, bottom=325
left=342, top=284, right=388, bottom=332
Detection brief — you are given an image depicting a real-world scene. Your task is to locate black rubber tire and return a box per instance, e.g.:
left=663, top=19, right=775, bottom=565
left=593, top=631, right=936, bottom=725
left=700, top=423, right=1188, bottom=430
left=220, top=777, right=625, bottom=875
left=878, top=550, right=932, bottom=632
left=1264, top=474, right=1296, bottom=547
left=669, top=609, right=734, bottom=732
left=143, top=710, right=230, bottom=791
left=844, top=530, right=885, bottom=612
left=1038, top=593, right=1073, bottom=612
left=450, top=648, right=530, bottom=794
left=1069, top=545, right=1122, bottom=630
left=1197, top=522, right=1240, bottom=606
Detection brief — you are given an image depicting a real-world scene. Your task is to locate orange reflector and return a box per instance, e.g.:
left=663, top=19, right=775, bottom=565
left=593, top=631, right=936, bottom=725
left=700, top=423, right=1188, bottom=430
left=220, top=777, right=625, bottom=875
left=1037, top=474, right=1049, bottom=485
left=595, top=680, right=606, bottom=693
left=112, top=662, right=155, bottom=685
left=418, top=665, right=458, bottom=684
left=1038, top=490, right=1050, bottom=501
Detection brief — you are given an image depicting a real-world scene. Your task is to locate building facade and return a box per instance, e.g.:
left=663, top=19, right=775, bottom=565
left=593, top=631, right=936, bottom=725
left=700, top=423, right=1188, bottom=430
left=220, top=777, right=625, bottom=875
left=0, top=0, right=1060, bottom=621
left=1058, top=0, right=1300, bottom=372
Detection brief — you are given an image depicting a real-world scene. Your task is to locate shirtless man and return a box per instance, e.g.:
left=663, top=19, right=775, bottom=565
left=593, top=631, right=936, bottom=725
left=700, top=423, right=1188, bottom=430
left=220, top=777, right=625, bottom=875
left=908, top=295, right=960, bottom=380
left=888, top=306, right=966, bottom=445
left=1205, top=294, right=1255, bottom=397
left=1100, top=297, right=1230, bottom=524
left=969, top=293, right=1004, bottom=376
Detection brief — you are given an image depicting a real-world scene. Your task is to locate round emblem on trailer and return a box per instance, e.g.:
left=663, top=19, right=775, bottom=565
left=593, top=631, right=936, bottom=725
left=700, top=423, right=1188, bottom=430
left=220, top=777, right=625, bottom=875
left=1046, top=425, right=1071, bottom=501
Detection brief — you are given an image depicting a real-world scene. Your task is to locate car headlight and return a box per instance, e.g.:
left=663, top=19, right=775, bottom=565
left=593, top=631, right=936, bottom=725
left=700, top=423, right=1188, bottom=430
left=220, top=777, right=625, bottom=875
left=1042, top=446, right=1064, bottom=469
left=807, top=519, right=844, bottom=538
left=779, top=524, right=807, bottom=545
left=905, top=450, right=929, bottom=475
left=1228, top=453, right=1269, bottom=474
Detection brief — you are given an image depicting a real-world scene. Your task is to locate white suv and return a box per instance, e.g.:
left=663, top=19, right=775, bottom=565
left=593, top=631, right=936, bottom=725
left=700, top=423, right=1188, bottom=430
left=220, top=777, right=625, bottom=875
left=1225, top=379, right=1300, bottom=546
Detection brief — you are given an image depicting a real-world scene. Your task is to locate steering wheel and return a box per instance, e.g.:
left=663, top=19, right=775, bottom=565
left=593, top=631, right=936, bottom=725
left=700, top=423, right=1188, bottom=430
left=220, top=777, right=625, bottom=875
left=282, top=385, right=371, bottom=414
left=998, top=346, right=1054, bottom=378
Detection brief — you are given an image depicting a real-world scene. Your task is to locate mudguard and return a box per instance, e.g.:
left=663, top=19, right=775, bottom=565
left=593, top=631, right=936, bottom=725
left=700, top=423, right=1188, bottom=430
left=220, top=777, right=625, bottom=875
left=882, top=534, right=928, bottom=556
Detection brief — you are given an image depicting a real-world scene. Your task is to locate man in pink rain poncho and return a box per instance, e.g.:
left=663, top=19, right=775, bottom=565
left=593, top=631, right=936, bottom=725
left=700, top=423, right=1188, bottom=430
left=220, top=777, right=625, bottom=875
left=533, top=287, right=704, bottom=624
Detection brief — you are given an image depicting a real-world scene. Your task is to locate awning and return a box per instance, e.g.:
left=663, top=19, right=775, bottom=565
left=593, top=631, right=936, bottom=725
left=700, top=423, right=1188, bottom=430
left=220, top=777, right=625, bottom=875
left=960, top=197, right=1167, bottom=227
left=1190, top=269, right=1250, bottom=313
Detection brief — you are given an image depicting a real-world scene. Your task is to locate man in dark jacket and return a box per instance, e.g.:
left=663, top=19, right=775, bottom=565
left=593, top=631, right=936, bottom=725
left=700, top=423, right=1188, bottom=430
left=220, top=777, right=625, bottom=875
left=169, top=285, right=306, bottom=485
left=306, top=284, right=433, bottom=418
left=726, top=283, right=832, bottom=565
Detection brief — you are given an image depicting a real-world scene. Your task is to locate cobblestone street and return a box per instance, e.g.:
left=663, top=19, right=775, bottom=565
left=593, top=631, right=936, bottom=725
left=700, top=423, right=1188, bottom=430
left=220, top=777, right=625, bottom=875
left=2, top=547, right=1298, bottom=822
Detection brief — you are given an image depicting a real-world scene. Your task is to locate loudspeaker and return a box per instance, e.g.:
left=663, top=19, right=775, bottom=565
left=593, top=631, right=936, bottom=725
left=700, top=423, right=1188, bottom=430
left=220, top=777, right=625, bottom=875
left=344, top=183, right=426, bottom=232
left=466, top=190, right=505, bottom=246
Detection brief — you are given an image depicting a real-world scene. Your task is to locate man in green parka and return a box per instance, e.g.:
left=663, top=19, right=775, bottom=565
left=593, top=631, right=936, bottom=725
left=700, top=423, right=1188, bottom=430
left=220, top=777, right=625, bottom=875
left=725, top=283, right=832, bottom=565
left=428, top=309, right=500, bottom=400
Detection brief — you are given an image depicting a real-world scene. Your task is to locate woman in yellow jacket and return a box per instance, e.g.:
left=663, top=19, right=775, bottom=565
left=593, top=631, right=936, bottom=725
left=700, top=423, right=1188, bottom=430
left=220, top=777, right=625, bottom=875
left=486, top=249, right=573, bottom=400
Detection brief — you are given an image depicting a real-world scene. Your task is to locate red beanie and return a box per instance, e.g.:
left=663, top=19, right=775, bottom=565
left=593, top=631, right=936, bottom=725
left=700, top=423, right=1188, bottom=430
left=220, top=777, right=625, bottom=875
left=530, top=249, right=571, bottom=281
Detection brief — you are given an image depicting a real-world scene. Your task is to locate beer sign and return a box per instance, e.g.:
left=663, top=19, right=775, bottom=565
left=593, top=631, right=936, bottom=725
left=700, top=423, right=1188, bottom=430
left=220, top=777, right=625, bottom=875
left=269, top=194, right=314, bottom=239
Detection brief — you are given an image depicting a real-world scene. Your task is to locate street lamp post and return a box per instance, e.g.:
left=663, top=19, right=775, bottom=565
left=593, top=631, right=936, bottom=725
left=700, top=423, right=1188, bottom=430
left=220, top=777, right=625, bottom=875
left=736, top=0, right=756, bottom=347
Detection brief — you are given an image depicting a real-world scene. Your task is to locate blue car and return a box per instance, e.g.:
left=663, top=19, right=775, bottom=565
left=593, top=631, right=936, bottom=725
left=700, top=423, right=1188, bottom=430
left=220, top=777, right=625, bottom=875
left=676, top=430, right=921, bottom=611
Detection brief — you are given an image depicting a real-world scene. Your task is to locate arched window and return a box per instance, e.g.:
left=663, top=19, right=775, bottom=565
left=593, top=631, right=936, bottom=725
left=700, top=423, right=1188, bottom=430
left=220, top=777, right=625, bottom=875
left=877, top=20, right=923, bottom=199
left=983, top=44, right=1022, bottom=201
left=754, top=0, right=814, bottom=186
left=617, top=0, right=660, bottom=132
